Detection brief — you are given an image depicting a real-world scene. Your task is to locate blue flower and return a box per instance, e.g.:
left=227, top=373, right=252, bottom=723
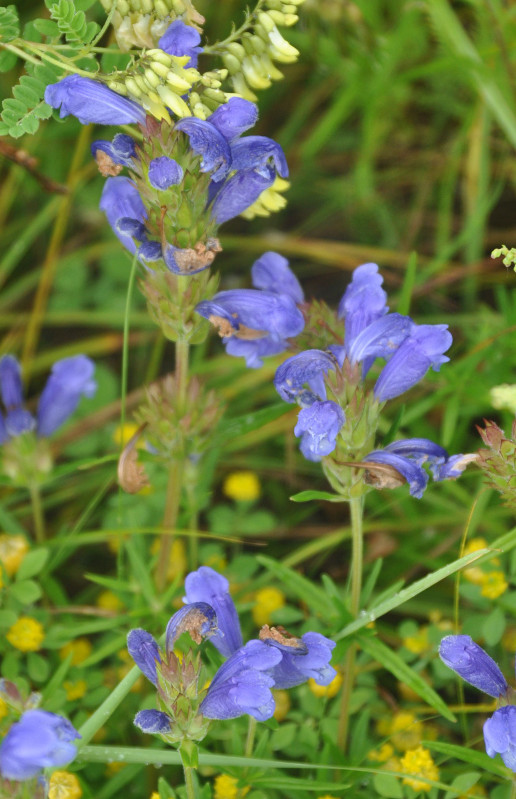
left=158, top=20, right=203, bottom=68
left=99, top=176, right=147, bottom=255
left=0, top=709, right=80, bottom=781
left=261, top=630, right=337, bottom=689
left=338, top=262, right=388, bottom=351
left=91, top=134, right=137, bottom=169
left=439, top=635, right=508, bottom=698
left=294, top=401, right=346, bottom=461
left=148, top=157, right=184, bottom=190
left=184, top=567, right=243, bottom=657
left=363, top=438, right=471, bottom=498
left=45, top=75, right=146, bottom=126
left=0, top=355, right=96, bottom=441
left=196, top=256, right=305, bottom=368
left=484, top=707, right=516, bottom=772
left=274, top=349, right=337, bottom=403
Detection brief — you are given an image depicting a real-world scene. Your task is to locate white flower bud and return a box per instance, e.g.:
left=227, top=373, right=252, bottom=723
left=222, top=54, right=241, bottom=74
left=147, top=49, right=173, bottom=66
left=258, top=11, right=276, bottom=32
left=157, top=84, right=192, bottom=117
left=125, top=77, right=143, bottom=97
left=166, top=71, right=194, bottom=92
left=242, top=56, right=272, bottom=89
left=144, top=68, right=161, bottom=88
left=155, top=0, right=169, bottom=16
left=250, top=34, right=267, bottom=53
left=267, top=9, right=287, bottom=24
left=226, top=42, right=246, bottom=60
left=268, top=25, right=299, bottom=62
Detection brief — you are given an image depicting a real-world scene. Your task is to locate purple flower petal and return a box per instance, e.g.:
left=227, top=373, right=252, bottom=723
left=138, top=240, right=163, bottom=263
left=274, top=349, right=337, bottom=403
left=0, top=355, right=24, bottom=409
left=165, top=602, right=217, bottom=652
left=347, top=313, right=413, bottom=371
left=230, top=137, right=289, bottom=179
left=91, top=133, right=137, bottom=167
left=158, top=20, right=202, bottom=68
left=251, top=251, right=304, bottom=304
left=36, top=355, right=96, bottom=437
left=265, top=631, right=337, bottom=690
left=184, top=567, right=243, bottom=657
left=484, top=707, right=516, bottom=771
left=133, top=709, right=171, bottom=734
left=210, top=167, right=275, bottom=224
left=99, top=176, right=147, bottom=254
left=223, top=337, right=288, bottom=369
left=363, top=449, right=429, bottom=498
left=127, top=629, right=161, bottom=686
left=175, top=117, right=231, bottom=182
left=196, top=289, right=304, bottom=341
left=440, top=635, right=507, bottom=698
left=207, top=98, right=258, bottom=141
left=45, top=76, right=146, bottom=126
left=5, top=408, right=36, bottom=437
left=338, top=263, right=388, bottom=351
left=148, top=156, right=184, bottom=190
left=374, top=324, right=452, bottom=402
left=116, top=217, right=147, bottom=241
left=0, top=709, right=79, bottom=781
left=294, top=401, right=345, bottom=461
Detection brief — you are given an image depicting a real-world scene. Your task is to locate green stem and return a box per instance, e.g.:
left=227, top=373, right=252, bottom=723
left=77, top=666, right=141, bottom=746
left=510, top=778, right=516, bottom=799
left=244, top=716, right=257, bottom=759
left=183, top=765, right=196, bottom=799
left=29, top=483, right=45, bottom=544
left=337, top=494, right=364, bottom=752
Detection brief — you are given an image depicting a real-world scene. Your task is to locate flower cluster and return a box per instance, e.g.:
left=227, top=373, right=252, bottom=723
left=128, top=566, right=335, bottom=739
left=439, top=635, right=516, bottom=771
left=0, top=709, right=80, bottom=781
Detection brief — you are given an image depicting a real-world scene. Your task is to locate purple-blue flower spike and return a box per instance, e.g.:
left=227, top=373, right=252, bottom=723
left=126, top=629, right=161, bottom=686
left=36, top=355, right=96, bottom=437
left=184, top=567, right=243, bottom=657
left=251, top=251, right=304, bottom=304
left=229, top=137, right=289, bottom=179
left=200, top=639, right=282, bottom=721
left=294, top=401, right=345, bottom=461
left=484, top=707, right=516, bottom=772
left=148, top=157, right=184, bottom=190
left=91, top=134, right=137, bottom=168
left=210, top=167, right=277, bottom=224
left=274, top=349, right=337, bottom=403
left=165, top=602, right=218, bottom=653
left=439, top=635, right=508, bottom=698
left=263, top=631, right=337, bottom=690
left=45, top=76, right=146, bottom=126
left=174, top=117, right=232, bottom=182
left=0, top=709, right=80, bottom=781
left=374, top=323, right=452, bottom=402
left=346, top=313, right=413, bottom=372
left=99, top=177, right=147, bottom=255
left=0, top=356, right=35, bottom=437
left=158, top=20, right=202, bottom=68
left=338, top=263, right=388, bottom=352
left=207, top=98, right=258, bottom=141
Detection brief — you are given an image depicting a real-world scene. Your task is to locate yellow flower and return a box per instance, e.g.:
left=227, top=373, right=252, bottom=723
left=0, top=697, right=8, bottom=721
left=480, top=571, right=508, bottom=599
left=400, top=746, right=439, bottom=792
left=403, top=626, right=430, bottom=655
left=309, top=670, right=342, bottom=699
left=367, top=743, right=395, bottom=762
left=105, top=762, right=126, bottom=776
left=48, top=771, right=82, bottom=799
left=151, top=537, right=187, bottom=581
left=113, top=422, right=141, bottom=447
left=0, top=534, right=29, bottom=577
left=317, top=796, right=340, bottom=799
left=223, top=471, right=261, bottom=502
left=252, top=586, right=286, bottom=626
left=59, top=638, right=92, bottom=665
left=502, top=627, right=516, bottom=652
left=6, top=617, right=44, bottom=652
left=64, top=680, right=88, bottom=701
left=213, top=774, right=249, bottom=799
left=96, top=590, right=124, bottom=613
left=273, top=689, right=291, bottom=721
left=384, top=711, right=423, bottom=751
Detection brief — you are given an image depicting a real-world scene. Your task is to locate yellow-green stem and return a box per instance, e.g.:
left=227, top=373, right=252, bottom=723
left=29, top=483, right=45, bottom=544
left=337, top=494, right=364, bottom=752
left=183, top=765, right=196, bottom=799
left=245, top=716, right=257, bottom=759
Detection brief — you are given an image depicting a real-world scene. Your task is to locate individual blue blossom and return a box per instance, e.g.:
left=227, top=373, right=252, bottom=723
left=127, top=628, right=162, bottom=686
left=148, top=157, right=184, bottom=190
left=210, top=166, right=278, bottom=224
left=274, top=349, right=337, bottom=403
left=91, top=134, right=137, bottom=169
left=99, top=176, right=147, bottom=255
left=338, top=262, right=388, bottom=350
left=484, top=707, right=516, bottom=772
left=158, top=20, right=203, bottom=68
left=439, top=635, right=508, bottom=698
left=196, top=258, right=305, bottom=368
left=184, top=567, right=243, bottom=657
left=373, top=323, right=452, bottom=402
left=45, top=75, right=146, bottom=126
left=133, top=709, right=172, bottom=735
left=0, top=354, right=96, bottom=441
left=251, top=251, right=304, bottom=304
left=363, top=438, right=471, bottom=499
left=199, top=640, right=281, bottom=721
left=294, top=400, right=346, bottom=461
left=0, top=709, right=80, bottom=781
left=261, top=630, right=337, bottom=689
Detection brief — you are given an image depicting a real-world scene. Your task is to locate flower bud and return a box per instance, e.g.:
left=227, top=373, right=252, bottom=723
left=226, top=42, right=246, bottom=60
left=222, top=53, right=241, bottom=74
left=156, top=84, right=191, bottom=117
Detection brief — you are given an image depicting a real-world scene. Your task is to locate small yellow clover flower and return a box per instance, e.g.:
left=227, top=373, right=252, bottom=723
left=377, top=711, right=423, bottom=751
left=0, top=534, right=28, bottom=578
left=214, top=774, right=250, bottom=799
left=252, top=586, right=286, bottom=626
left=6, top=616, right=44, bottom=651
left=48, top=771, right=82, bottom=799
left=273, top=689, right=291, bottom=721
left=223, top=471, right=261, bottom=502
left=400, top=746, right=439, bottom=792
left=309, top=669, right=342, bottom=698
left=64, top=679, right=88, bottom=701
left=59, top=637, right=92, bottom=665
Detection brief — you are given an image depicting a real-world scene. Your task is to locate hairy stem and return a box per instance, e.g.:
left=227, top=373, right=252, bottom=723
left=29, top=483, right=45, bottom=544
left=337, top=494, right=364, bottom=751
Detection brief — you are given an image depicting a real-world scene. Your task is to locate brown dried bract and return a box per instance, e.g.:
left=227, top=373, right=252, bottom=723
left=259, top=624, right=306, bottom=650
left=175, top=606, right=213, bottom=644
left=95, top=150, right=123, bottom=177
left=117, top=426, right=150, bottom=494
left=173, top=239, right=222, bottom=273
